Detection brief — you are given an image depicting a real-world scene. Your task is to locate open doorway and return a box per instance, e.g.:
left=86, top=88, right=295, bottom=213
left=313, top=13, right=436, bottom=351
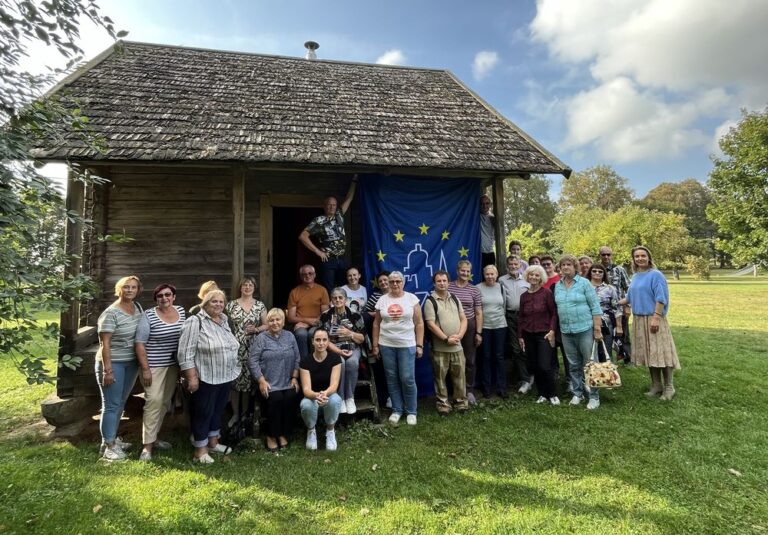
left=271, top=206, right=320, bottom=308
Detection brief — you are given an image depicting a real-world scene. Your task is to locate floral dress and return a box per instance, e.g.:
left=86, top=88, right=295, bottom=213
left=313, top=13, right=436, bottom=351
left=226, top=299, right=267, bottom=392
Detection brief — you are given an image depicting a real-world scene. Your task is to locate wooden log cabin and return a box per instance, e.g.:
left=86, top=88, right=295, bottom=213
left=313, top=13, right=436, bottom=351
left=32, top=41, right=570, bottom=402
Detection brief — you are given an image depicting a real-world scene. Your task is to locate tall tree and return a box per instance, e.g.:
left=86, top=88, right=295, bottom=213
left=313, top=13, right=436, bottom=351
left=502, top=175, right=557, bottom=235
left=1, top=1, right=124, bottom=382
left=639, top=179, right=715, bottom=240
left=707, top=108, right=768, bottom=266
left=559, top=165, right=635, bottom=212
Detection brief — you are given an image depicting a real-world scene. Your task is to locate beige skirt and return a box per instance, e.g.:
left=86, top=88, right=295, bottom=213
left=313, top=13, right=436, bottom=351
left=631, top=315, right=681, bottom=369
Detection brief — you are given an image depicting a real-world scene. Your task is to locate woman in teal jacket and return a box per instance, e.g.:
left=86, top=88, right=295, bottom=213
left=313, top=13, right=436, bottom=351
left=554, top=255, right=603, bottom=410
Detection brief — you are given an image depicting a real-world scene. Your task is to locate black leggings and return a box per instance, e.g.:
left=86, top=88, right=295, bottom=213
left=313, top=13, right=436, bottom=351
left=262, top=388, right=298, bottom=439
left=523, top=331, right=556, bottom=399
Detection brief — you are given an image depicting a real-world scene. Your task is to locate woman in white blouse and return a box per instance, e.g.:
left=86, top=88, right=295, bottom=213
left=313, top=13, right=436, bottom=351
left=177, top=289, right=240, bottom=464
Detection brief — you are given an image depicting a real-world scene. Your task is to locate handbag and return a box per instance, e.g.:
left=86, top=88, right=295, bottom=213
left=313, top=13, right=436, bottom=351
left=584, top=339, right=622, bottom=390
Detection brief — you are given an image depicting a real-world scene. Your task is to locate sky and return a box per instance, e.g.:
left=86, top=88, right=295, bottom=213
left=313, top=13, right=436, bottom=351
left=24, top=0, right=768, bottom=199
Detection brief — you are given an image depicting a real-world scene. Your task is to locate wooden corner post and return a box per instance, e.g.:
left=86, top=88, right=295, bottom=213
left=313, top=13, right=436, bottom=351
left=59, top=167, right=85, bottom=358
left=231, top=167, right=246, bottom=294
left=492, top=176, right=505, bottom=271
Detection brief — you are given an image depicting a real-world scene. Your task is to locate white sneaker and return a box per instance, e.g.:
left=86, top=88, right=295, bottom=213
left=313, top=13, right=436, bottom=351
left=339, top=401, right=347, bottom=414
left=139, top=449, right=152, bottom=461
left=406, top=414, right=417, bottom=426
left=549, top=397, right=561, bottom=406
left=518, top=381, right=533, bottom=395
left=388, top=413, right=401, bottom=425
left=102, top=444, right=127, bottom=461
left=586, top=399, right=600, bottom=410
left=569, top=395, right=583, bottom=406
left=192, top=453, right=214, bottom=464
left=385, top=397, right=392, bottom=408
left=306, top=428, right=318, bottom=451
left=535, top=396, right=547, bottom=404
left=325, top=429, right=337, bottom=451
left=346, top=398, right=357, bottom=414
left=99, top=436, right=132, bottom=456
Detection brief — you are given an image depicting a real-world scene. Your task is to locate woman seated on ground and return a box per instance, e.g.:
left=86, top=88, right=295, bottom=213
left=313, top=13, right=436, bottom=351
left=518, top=266, right=559, bottom=405
left=134, top=283, right=185, bottom=461
left=96, top=275, right=143, bottom=461
left=476, top=264, right=509, bottom=398
left=189, top=280, right=219, bottom=315
left=320, top=287, right=366, bottom=415
left=553, top=255, right=603, bottom=410
left=178, top=289, right=240, bottom=464
left=300, top=329, right=343, bottom=451
left=372, top=271, right=424, bottom=425
left=226, top=276, right=268, bottom=425
left=248, top=308, right=301, bottom=452
left=623, top=245, right=680, bottom=400
left=588, top=264, right=623, bottom=362
left=342, top=266, right=368, bottom=313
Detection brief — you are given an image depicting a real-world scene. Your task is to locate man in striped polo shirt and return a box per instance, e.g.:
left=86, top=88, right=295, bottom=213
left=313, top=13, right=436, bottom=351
left=448, top=260, right=484, bottom=405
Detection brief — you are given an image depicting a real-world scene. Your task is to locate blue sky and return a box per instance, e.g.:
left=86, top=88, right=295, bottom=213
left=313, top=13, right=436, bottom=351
left=28, top=0, right=768, bottom=198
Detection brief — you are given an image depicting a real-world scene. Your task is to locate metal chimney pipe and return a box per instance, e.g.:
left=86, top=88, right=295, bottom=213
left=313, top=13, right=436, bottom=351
left=304, top=41, right=319, bottom=60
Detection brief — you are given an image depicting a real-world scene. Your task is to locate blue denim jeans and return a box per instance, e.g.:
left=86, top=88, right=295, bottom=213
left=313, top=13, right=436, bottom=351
left=189, top=381, right=232, bottom=448
left=481, top=327, right=508, bottom=395
left=318, top=256, right=348, bottom=294
left=294, top=326, right=317, bottom=361
left=338, top=347, right=361, bottom=400
left=96, top=359, right=139, bottom=443
left=562, top=329, right=599, bottom=401
left=379, top=345, right=418, bottom=415
left=300, top=393, right=342, bottom=429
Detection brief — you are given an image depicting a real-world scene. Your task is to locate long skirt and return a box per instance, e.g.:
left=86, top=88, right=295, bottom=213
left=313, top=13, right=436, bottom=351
left=631, top=315, right=680, bottom=369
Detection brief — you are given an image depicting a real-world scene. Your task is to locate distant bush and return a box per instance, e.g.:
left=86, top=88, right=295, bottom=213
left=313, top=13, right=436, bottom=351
left=685, top=255, right=711, bottom=280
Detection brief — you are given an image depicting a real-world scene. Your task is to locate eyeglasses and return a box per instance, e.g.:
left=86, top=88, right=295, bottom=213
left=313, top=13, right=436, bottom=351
left=155, top=292, right=173, bottom=298
left=301, top=272, right=315, bottom=277
left=388, top=280, right=403, bottom=285
left=601, top=253, right=612, bottom=256
left=541, top=262, right=552, bottom=267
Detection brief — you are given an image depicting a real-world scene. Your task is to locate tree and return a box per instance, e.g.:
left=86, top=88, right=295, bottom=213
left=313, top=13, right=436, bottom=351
left=550, top=205, right=698, bottom=269
left=559, top=165, right=635, bottom=212
left=639, top=179, right=715, bottom=240
left=502, top=175, right=557, bottom=235
left=707, top=108, right=768, bottom=266
left=504, top=223, right=549, bottom=261
left=1, top=1, right=124, bottom=383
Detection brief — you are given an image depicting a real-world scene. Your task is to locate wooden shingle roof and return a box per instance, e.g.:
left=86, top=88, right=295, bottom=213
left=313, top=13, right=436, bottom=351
left=32, top=41, right=570, bottom=176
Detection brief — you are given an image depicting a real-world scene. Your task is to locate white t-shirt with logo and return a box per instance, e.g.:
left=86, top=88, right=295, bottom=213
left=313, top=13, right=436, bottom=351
left=375, top=292, right=420, bottom=348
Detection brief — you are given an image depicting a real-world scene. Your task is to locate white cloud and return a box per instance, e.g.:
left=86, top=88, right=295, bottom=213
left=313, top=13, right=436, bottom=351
left=376, top=49, right=406, bottom=66
left=529, top=0, right=768, bottom=162
left=472, top=50, right=499, bottom=81
left=711, top=119, right=738, bottom=156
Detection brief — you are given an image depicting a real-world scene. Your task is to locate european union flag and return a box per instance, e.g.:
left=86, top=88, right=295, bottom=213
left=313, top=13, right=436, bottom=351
left=360, top=174, right=482, bottom=395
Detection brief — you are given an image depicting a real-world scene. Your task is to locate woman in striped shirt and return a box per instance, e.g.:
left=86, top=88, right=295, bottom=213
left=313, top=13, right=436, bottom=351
left=135, top=283, right=186, bottom=461
left=178, top=289, right=240, bottom=464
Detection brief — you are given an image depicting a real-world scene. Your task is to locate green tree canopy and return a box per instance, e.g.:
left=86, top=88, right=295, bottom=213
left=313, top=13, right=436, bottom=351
left=504, top=223, right=549, bottom=262
left=639, top=179, right=715, bottom=240
left=1, top=0, right=122, bottom=382
left=502, top=175, right=557, bottom=234
left=550, top=205, right=697, bottom=268
left=559, top=165, right=635, bottom=212
left=707, top=108, right=768, bottom=265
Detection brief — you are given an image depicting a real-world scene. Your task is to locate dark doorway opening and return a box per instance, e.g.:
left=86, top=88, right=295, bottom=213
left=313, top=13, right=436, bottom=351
left=272, top=206, right=320, bottom=308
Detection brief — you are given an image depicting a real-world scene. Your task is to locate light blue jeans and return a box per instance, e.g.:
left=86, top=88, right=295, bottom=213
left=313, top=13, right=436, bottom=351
left=339, top=347, right=361, bottom=400
left=562, top=329, right=599, bottom=401
left=96, top=359, right=139, bottom=443
left=380, top=345, right=417, bottom=416
left=300, top=394, right=343, bottom=429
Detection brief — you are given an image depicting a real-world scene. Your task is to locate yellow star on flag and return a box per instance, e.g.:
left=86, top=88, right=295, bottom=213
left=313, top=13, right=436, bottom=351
left=441, top=230, right=450, bottom=240
left=458, top=246, right=470, bottom=258
left=418, top=223, right=430, bottom=235
left=394, top=230, right=405, bottom=242
left=376, top=250, right=387, bottom=262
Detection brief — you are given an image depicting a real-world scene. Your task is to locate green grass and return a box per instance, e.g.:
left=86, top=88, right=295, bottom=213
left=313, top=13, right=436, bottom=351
left=0, top=284, right=766, bottom=534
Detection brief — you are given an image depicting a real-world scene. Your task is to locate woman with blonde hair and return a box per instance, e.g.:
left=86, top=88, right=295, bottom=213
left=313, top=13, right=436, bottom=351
left=189, top=280, right=219, bottom=315
left=624, top=246, right=680, bottom=400
left=96, top=275, right=143, bottom=461
left=178, top=289, right=240, bottom=463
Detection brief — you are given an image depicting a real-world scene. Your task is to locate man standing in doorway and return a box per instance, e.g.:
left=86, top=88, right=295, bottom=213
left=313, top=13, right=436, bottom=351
left=287, top=265, right=330, bottom=360
left=599, top=246, right=632, bottom=363
left=299, top=176, right=358, bottom=293
left=480, top=195, right=495, bottom=269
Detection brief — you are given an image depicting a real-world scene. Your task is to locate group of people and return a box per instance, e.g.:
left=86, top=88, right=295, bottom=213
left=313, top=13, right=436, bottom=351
left=93, top=184, right=680, bottom=462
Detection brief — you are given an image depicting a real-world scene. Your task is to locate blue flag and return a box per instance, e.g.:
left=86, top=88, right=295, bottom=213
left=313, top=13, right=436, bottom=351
left=360, top=175, right=482, bottom=395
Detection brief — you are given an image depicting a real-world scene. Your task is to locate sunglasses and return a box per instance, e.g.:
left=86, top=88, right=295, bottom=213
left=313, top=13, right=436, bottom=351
left=155, top=292, right=173, bottom=298
left=388, top=280, right=403, bottom=284
left=601, top=253, right=612, bottom=256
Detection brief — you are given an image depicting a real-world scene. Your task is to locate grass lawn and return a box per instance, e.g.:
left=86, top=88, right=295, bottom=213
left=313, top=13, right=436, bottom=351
left=0, top=281, right=766, bottom=534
